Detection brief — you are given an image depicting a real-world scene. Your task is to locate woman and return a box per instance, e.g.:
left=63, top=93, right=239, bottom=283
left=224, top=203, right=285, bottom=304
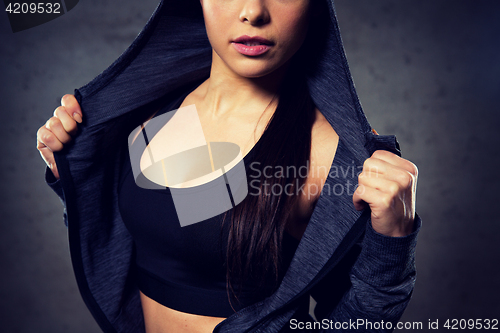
left=36, top=0, right=421, bottom=332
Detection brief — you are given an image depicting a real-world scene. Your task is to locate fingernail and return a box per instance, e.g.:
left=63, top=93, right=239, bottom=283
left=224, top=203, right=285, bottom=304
left=73, top=113, right=82, bottom=123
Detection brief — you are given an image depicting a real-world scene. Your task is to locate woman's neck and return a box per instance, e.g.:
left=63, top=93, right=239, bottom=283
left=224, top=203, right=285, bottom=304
left=194, top=50, right=289, bottom=120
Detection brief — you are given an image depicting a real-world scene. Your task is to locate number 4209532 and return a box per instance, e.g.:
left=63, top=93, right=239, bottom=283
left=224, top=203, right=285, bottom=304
left=5, top=3, right=61, bottom=14
left=444, top=318, right=498, bottom=330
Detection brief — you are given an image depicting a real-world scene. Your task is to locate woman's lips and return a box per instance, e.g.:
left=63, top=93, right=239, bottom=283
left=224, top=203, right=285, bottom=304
left=232, top=43, right=271, bottom=56
left=232, top=35, right=273, bottom=56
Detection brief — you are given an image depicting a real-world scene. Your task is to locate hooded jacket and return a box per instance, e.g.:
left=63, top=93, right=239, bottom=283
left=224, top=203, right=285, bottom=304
left=45, top=0, right=422, bottom=331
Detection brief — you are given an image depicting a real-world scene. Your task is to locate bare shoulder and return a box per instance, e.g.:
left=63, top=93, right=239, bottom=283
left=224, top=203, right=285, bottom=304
left=308, top=108, right=339, bottom=202
left=310, top=108, right=339, bottom=164
left=286, top=108, right=339, bottom=240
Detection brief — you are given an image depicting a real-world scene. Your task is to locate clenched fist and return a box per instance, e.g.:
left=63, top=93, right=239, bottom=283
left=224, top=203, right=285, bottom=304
left=353, top=150, right=418, bottom=237
left=36, top=94, right=83, bottom=180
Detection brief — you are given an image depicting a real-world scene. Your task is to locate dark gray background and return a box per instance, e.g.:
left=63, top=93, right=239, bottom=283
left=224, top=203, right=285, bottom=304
left=1, top=0, right=499, bottom=332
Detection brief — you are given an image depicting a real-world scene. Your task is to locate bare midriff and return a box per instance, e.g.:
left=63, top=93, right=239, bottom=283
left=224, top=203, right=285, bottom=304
left=140, top=292, right=226, bottom=333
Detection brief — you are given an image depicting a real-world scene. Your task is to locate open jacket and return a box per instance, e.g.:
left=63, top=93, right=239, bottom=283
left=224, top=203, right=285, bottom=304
left=45, top=0, right=422, bottom=331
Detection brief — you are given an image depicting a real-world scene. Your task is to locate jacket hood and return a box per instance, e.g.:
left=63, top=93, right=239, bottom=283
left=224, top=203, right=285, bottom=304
left=54, top=0, right=402, bottom=332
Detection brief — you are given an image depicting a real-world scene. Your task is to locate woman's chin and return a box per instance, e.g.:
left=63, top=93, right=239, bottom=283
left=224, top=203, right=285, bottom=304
left=230, top=63, right=285, bottom=80
left=212, top=49, right=287, bottom=80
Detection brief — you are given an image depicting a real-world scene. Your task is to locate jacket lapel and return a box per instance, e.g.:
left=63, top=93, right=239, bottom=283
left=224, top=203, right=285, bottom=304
left=214, top=132, right=402, bottom=332
left=213, top=137, right=367, bottom=332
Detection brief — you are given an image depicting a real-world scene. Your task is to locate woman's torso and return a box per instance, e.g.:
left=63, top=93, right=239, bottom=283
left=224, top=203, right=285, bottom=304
left=118, top=83, right=339, bottom=333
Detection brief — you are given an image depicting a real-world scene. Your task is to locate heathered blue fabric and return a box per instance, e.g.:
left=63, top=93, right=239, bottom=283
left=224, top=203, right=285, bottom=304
left=44, top=0, right=422, bottom=332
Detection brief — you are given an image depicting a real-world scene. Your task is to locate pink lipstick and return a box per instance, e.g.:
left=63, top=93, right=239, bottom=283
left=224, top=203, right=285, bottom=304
left=232, top=35, right=273, bottom=56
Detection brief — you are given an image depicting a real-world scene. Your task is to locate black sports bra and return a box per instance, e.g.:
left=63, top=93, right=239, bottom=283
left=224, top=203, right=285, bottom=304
left=117, top=87, right=300, bottom=317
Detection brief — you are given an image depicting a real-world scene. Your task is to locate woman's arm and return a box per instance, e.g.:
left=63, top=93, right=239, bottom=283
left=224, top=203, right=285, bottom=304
left=313, top=149, right=421, bottom=332
left=45, top=165, right=69, bottom=226
left=45, top=165, right=64, bottom=200
left=38, top=94, right=82, bottom=225
left=315, top=214, right=421, bottom=332
left=36, top=94, right=82, bottom=180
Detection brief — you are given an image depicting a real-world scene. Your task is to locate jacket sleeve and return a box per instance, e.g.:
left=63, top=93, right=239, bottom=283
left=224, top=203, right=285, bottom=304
left=315, top=213, right=422, bottom=332
left=45, top=166, right=68, bottom=227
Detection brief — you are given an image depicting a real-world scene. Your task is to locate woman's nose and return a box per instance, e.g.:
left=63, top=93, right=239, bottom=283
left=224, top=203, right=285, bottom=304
left=239, top=0, right=270, bottom=26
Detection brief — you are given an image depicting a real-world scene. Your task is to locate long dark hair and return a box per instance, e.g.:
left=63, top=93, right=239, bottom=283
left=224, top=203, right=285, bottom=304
left=222, top=45, right=318, bottom=307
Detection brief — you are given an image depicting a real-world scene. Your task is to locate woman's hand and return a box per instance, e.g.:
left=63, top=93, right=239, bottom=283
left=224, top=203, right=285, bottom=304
left=36, top=94, right=82, bottom=180
left=353, top=150, right=418, bottom=237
